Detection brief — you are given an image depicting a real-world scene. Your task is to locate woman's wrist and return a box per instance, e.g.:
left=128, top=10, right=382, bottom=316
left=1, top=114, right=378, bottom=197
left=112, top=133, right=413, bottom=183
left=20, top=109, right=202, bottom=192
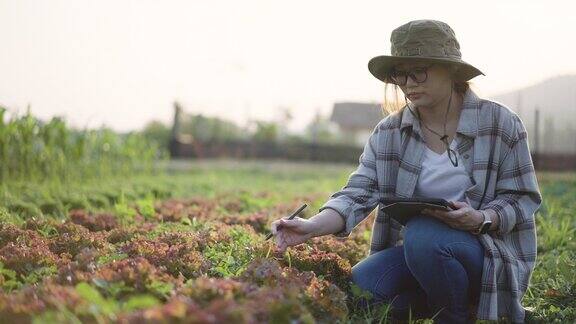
left=483, top=208, right=500, bottom=232
left=472, top=209, right=499, bottom=233
left=473, top=210, right=484, bottom=228
left=475, top=208, right=499, bottom=232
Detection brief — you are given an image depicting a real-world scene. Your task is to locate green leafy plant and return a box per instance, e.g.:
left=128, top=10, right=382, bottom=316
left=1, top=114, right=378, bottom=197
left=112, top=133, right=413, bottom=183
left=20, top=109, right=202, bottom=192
left=75, top=282, right=119, bottom=318
left=0, top=261, right=21, bottom=292
left=204, top=227, right=257, bottom=278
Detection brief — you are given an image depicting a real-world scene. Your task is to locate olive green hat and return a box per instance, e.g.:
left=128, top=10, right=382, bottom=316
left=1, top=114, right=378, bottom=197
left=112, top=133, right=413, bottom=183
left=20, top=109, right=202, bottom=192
left=368, top=19, right=484, bottom=83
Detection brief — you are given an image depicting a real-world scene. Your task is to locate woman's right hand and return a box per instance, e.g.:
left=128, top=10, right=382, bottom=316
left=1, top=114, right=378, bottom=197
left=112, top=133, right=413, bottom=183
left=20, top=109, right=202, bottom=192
left=270, top=216, right=319, bottom=254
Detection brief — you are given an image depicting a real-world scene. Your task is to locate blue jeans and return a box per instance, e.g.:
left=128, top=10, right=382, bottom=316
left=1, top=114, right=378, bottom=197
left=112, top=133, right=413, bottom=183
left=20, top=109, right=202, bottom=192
left=351, top=215, right=484, bottom=324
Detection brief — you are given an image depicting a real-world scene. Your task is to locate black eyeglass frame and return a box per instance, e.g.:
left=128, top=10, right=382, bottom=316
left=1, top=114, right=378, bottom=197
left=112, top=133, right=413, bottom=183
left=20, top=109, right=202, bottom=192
left=440, top=135, right=459, bottom=167
left=407, top=106, right=460, bottom=168
left=387, top=63, right=435, bottom=86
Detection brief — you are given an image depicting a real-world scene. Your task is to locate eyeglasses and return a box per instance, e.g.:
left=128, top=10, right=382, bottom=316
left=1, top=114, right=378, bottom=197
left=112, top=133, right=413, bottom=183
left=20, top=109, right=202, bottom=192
left=388, top=64, right=434, bottom=86
left=409, top=104, right=460, bottom=168
left=441, top=135, right=459, bottom=167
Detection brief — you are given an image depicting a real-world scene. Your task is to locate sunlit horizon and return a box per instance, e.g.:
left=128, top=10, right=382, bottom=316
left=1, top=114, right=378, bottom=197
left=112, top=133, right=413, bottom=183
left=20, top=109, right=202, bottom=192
left=1, top=0, right=574, bottom=133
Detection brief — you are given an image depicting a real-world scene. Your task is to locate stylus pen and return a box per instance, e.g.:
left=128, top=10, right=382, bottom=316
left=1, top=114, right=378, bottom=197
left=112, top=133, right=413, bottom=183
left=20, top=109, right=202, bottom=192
left=265, top=203, right=307, bottom=241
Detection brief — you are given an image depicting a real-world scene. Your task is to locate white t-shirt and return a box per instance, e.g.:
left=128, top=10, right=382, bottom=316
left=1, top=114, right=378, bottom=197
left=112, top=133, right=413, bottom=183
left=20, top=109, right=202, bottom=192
left=413, top=140, right=472, bottom=202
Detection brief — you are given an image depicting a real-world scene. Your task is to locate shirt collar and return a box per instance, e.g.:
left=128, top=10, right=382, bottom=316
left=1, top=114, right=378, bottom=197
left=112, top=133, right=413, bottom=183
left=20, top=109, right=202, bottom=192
left=399, top=87, right=480, bottom=138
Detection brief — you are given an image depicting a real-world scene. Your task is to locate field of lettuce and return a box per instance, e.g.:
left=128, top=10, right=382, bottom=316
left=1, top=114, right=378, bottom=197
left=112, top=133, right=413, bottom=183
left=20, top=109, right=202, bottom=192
left=0, top=111, right=574, bottom=323
left=0, top=160, right=573, bottom=323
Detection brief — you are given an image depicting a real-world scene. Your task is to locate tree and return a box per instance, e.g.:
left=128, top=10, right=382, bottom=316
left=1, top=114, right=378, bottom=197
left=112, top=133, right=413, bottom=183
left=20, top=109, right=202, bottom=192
left=141, top=120, right=171, bottom=149
left=252, top=121, right=279, bottom=142
left=304, top=110, right=338, bottom=144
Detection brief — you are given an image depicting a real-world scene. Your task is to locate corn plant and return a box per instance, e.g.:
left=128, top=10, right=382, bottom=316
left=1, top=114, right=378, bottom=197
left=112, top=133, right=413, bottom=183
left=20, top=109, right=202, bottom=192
left=0, top=107, right=166, bottom=183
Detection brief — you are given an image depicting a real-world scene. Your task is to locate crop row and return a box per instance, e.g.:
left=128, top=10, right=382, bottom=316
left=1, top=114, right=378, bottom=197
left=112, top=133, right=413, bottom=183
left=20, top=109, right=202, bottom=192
left=0, top=107, right=163, bottom=183
left=0, top=196, right=374, bottom=323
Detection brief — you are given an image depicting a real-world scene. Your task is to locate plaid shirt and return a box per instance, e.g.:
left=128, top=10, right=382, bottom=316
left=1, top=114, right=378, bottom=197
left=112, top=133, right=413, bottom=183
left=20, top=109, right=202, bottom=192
left=319, top=88, right=542, bottom=322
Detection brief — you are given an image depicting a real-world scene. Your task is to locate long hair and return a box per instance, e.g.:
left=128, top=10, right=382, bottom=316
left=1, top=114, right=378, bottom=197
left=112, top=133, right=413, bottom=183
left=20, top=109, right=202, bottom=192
left=380, top=64, right=472, bottom=115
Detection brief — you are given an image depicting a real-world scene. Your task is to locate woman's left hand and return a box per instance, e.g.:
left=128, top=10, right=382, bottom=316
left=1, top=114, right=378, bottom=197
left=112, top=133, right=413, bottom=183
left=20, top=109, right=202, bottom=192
left=422, top=201, right=483, bottom=231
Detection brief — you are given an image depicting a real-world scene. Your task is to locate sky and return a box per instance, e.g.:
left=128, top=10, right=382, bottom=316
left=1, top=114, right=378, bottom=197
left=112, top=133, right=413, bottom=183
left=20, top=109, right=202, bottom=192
left=0, top=0, right=574, bottom=133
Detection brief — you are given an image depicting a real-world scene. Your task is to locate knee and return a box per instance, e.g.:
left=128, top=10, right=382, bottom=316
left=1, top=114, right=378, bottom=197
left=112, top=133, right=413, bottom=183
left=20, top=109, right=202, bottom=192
left=350, top=246, right=408, bottom=305
left=351, top=264, right=380, bottom=306
left=351, top=260, right=396, bottom=302
left=351, top=262, right=371, bottom=292
left=404, top=216, right=434, bottom=250
left=403, top=217, right=445, bottom=265
left=403, top=237, right=441, bottom=268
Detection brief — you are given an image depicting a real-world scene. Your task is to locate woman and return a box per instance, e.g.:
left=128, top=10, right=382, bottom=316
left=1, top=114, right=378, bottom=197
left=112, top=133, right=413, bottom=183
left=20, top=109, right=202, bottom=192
left=270, top=20, right=542, bottom=323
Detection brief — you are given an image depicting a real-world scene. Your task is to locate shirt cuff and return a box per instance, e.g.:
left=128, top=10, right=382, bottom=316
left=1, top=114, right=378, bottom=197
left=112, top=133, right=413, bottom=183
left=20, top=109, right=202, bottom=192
left=482, top=205, right=510, bottom=236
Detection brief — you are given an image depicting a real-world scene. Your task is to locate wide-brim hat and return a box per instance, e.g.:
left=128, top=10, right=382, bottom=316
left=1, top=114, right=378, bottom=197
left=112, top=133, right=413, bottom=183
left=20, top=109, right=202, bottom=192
left=368, top=20, right=485, bottom=83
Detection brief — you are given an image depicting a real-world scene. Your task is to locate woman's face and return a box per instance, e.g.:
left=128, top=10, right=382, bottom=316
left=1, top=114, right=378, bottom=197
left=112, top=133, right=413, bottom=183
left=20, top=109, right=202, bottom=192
left=392, top=62, right=454, bottom=109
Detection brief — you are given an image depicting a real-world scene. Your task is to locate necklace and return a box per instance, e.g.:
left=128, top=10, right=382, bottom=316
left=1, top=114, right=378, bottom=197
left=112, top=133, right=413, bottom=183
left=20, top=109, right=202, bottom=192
left=406, top=86, right=459, bottom=166
left=418, top=87, right=452, bottom=143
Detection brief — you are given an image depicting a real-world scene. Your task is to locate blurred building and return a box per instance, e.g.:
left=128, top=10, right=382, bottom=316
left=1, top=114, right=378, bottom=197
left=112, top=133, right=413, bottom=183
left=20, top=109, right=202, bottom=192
left=330, top=102, right=387, bottom=146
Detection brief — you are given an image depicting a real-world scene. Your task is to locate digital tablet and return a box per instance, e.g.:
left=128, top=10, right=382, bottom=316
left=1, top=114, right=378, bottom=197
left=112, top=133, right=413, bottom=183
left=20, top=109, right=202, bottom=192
left=379, top=197, right=456, bottom=226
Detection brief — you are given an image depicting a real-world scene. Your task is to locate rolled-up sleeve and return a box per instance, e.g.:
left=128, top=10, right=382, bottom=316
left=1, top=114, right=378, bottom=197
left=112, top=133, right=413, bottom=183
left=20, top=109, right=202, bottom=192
left=482, top=115, right=543, bottom=236
left=319, top=124, right=381, bottom=238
